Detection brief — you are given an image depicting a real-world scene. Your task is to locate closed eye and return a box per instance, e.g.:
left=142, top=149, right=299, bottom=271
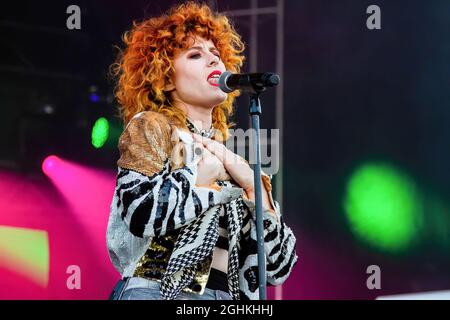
left=189, top=52, right=221, bottom=60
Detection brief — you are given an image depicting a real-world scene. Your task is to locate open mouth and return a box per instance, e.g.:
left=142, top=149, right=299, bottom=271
left=207, top=70, right=222, bottom=87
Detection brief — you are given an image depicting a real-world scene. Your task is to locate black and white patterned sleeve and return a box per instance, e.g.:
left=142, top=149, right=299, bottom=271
left=240, top=186, right=299, bottom=285
left=113, top=164, right=241, bottom=238
left=111, top=111, right=242, bottom=239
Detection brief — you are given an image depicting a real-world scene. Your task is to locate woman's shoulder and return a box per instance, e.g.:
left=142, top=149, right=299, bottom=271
left=117, top=110, right=175, bottom=175
left=121, top=110, right=179, bottom=144
left=127, top=110, right=172, bottom=129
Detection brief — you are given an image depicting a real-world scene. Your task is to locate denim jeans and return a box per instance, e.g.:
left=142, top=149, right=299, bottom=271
left=119, top=277, right=233, bottom=300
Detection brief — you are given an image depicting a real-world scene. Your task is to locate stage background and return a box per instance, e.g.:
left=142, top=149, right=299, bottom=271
left=1, top=0, right=449, bottom=299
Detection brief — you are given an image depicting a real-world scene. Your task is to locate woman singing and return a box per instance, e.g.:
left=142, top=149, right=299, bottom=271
left=106, top=1, right=298, bottom=300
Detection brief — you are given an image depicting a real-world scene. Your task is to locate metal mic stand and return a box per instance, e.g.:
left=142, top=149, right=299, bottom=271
left=248, top=92, right=267, bottom=300
left=247, top=73, right=281, bottom=299
left=225, top=71, right=279, bottom=300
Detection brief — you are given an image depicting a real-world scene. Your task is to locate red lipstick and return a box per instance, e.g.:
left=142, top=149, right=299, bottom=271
left=207, top=70, right=222, bottom=80
left=207, top=70, right=222, bottom=87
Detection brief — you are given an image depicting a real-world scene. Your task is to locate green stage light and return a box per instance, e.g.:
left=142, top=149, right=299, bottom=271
left=91, top=117, right=109, bottom=148
left=0, top=226, right=49, bottom=287
left=343, top=162, right=423, bottom=252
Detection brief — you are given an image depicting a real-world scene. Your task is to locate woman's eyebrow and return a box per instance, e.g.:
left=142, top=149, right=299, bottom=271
left=187, top=46, right=219, bottom=52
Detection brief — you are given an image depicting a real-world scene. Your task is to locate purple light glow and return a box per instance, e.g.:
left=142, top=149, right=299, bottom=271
left=89, top=93, right=100, bottom=103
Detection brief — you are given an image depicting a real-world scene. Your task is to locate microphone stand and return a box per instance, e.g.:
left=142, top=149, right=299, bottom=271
left=249, top=92, right=267, bottom=300
left=242, top=78, right=276, bottom=300
left=222, top=71, right=279, bottom=300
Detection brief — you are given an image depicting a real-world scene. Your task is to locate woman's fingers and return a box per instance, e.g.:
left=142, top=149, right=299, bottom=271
left=200, top=147, right=214, bottom=164
left=192, top=133, right=255, bottom=190
left=192, top=133, right=228, bottom=163
left=195, top=143, right=220, bottom=167
left=192, top=133, right=248, bottom=169
left=193, top=142, right=222, bottom=164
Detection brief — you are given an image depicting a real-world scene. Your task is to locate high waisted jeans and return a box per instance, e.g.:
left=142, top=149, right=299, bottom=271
left=119, top=277, right=233, bottom=300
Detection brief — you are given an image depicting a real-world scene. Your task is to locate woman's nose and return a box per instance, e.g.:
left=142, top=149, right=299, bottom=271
left=208, top=54, right=219, bottom=66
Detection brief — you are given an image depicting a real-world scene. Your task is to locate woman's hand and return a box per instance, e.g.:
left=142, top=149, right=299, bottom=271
left=192, top=133, right=277, bottom=215
left=192, top=134, right=255, bottom=192
left=194, top=142, right=226, bottom=187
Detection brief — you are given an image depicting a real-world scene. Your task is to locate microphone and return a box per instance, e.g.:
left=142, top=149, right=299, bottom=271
left=218, top=71, right=280, bottom=93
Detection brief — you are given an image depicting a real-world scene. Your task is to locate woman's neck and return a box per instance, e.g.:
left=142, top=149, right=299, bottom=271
left=175, top=100, right=213, bottom=130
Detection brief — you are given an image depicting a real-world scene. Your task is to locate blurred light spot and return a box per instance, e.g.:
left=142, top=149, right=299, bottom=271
left=91, top=117, right=109, bottom=149
left=343, top=162, right=423, bottom=252
left=0, top=226, right=49, bottom=287
left=42, top=155, right=61, bottom=175
left=43, top=104, right=54, bottom=114
left=89, top=93, right=100, bottom=103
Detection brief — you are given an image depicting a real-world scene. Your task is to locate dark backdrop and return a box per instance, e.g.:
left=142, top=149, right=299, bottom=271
left=1, top=0, right=449, bottom=299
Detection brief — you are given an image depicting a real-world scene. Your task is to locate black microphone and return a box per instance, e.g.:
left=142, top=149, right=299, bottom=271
left=218, top=71, right=280, bottom=93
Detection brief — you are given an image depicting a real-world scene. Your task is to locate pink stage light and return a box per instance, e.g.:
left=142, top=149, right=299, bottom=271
left=42, top=155, right=61, bottom=176
left=42, top=156, right=119, bottom=284
left=42, top=156, right=116, bottom=221
left=0, top=170, right=116, bottom=299
left=1, top=157, right=120, bottom=299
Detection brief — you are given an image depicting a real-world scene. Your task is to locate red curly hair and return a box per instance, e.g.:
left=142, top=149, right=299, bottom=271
left=110, top=1, right=246, bottom=140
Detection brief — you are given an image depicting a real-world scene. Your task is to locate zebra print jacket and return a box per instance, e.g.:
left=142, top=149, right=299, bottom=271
left=106, top=110, right=298, bottom=300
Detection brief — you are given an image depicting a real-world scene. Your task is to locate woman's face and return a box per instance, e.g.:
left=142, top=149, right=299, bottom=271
left=169, top=36, right=228, bottom=110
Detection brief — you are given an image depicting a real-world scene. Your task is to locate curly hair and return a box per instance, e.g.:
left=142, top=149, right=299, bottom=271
left=110, top=1, right=246, bottom=140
